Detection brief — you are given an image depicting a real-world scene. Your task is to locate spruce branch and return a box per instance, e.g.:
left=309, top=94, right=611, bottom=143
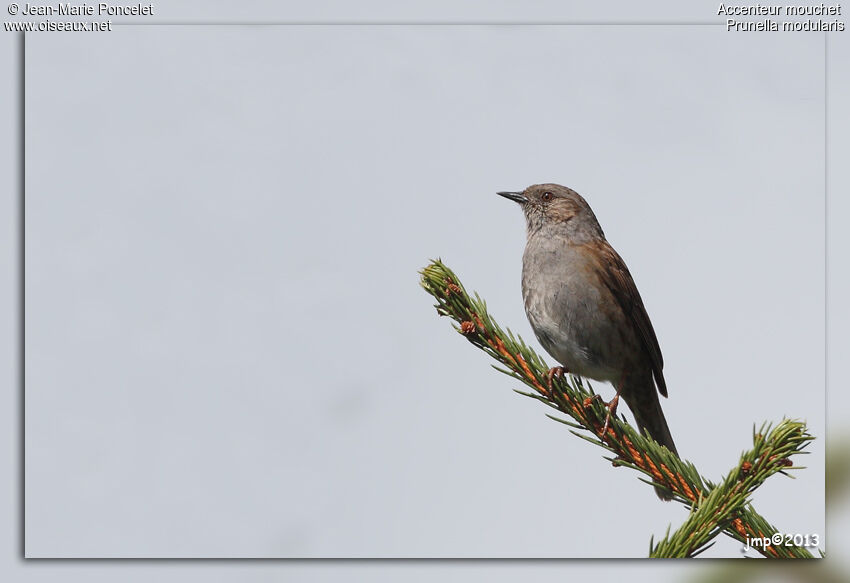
left=420, top=259, right=816, bottom=558
left=650, top=421, right=813, bottom=558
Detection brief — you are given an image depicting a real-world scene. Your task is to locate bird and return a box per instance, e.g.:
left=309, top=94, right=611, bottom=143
left=498, top=183, right=677, bottom=500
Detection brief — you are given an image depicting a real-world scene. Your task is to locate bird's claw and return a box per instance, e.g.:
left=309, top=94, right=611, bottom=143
left=546, top=366, right=567, bottom=391
left=600, top=393, right=621, bottom=437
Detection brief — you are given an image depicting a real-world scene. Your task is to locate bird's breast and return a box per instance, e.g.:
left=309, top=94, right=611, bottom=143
left=521, top=237, right=623, bottom=383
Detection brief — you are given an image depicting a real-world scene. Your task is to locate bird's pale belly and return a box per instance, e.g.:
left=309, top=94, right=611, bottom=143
left=522, top=270, right=626, bottom=384
left=526, top=304, right=621, bottom=383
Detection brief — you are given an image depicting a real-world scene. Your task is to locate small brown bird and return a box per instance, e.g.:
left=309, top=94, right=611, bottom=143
left=498, top=183, right=677, bottom=500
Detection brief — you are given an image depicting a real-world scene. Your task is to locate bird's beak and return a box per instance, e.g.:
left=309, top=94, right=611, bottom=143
left=497, top=191, right=528, bottom=204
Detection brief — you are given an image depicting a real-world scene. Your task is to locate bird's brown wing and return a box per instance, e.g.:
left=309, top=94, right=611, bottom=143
left=589, top=240, right=667, bottom=397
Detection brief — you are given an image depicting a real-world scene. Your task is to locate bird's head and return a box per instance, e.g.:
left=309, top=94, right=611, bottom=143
left=497, top=183, right=604, bottom=240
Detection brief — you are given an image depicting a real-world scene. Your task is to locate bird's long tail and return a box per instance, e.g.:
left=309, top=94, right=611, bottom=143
left=624, top=382, right=678, bottom=501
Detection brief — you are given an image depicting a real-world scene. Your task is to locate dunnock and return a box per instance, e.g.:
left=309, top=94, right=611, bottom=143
left=498, top=183, right=677, bottom=500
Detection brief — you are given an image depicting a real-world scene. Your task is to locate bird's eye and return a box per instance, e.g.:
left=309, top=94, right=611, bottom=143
left=542, top=191, right=553, bottom=201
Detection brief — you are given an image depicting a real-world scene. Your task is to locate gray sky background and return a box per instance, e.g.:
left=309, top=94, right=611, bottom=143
left=2, top=0, right=849, bottom=579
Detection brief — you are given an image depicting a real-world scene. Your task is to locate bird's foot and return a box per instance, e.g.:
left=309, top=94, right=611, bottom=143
left=600, top=393, right=621, bottom=437
left=545, top=366, right=567, bottom=391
